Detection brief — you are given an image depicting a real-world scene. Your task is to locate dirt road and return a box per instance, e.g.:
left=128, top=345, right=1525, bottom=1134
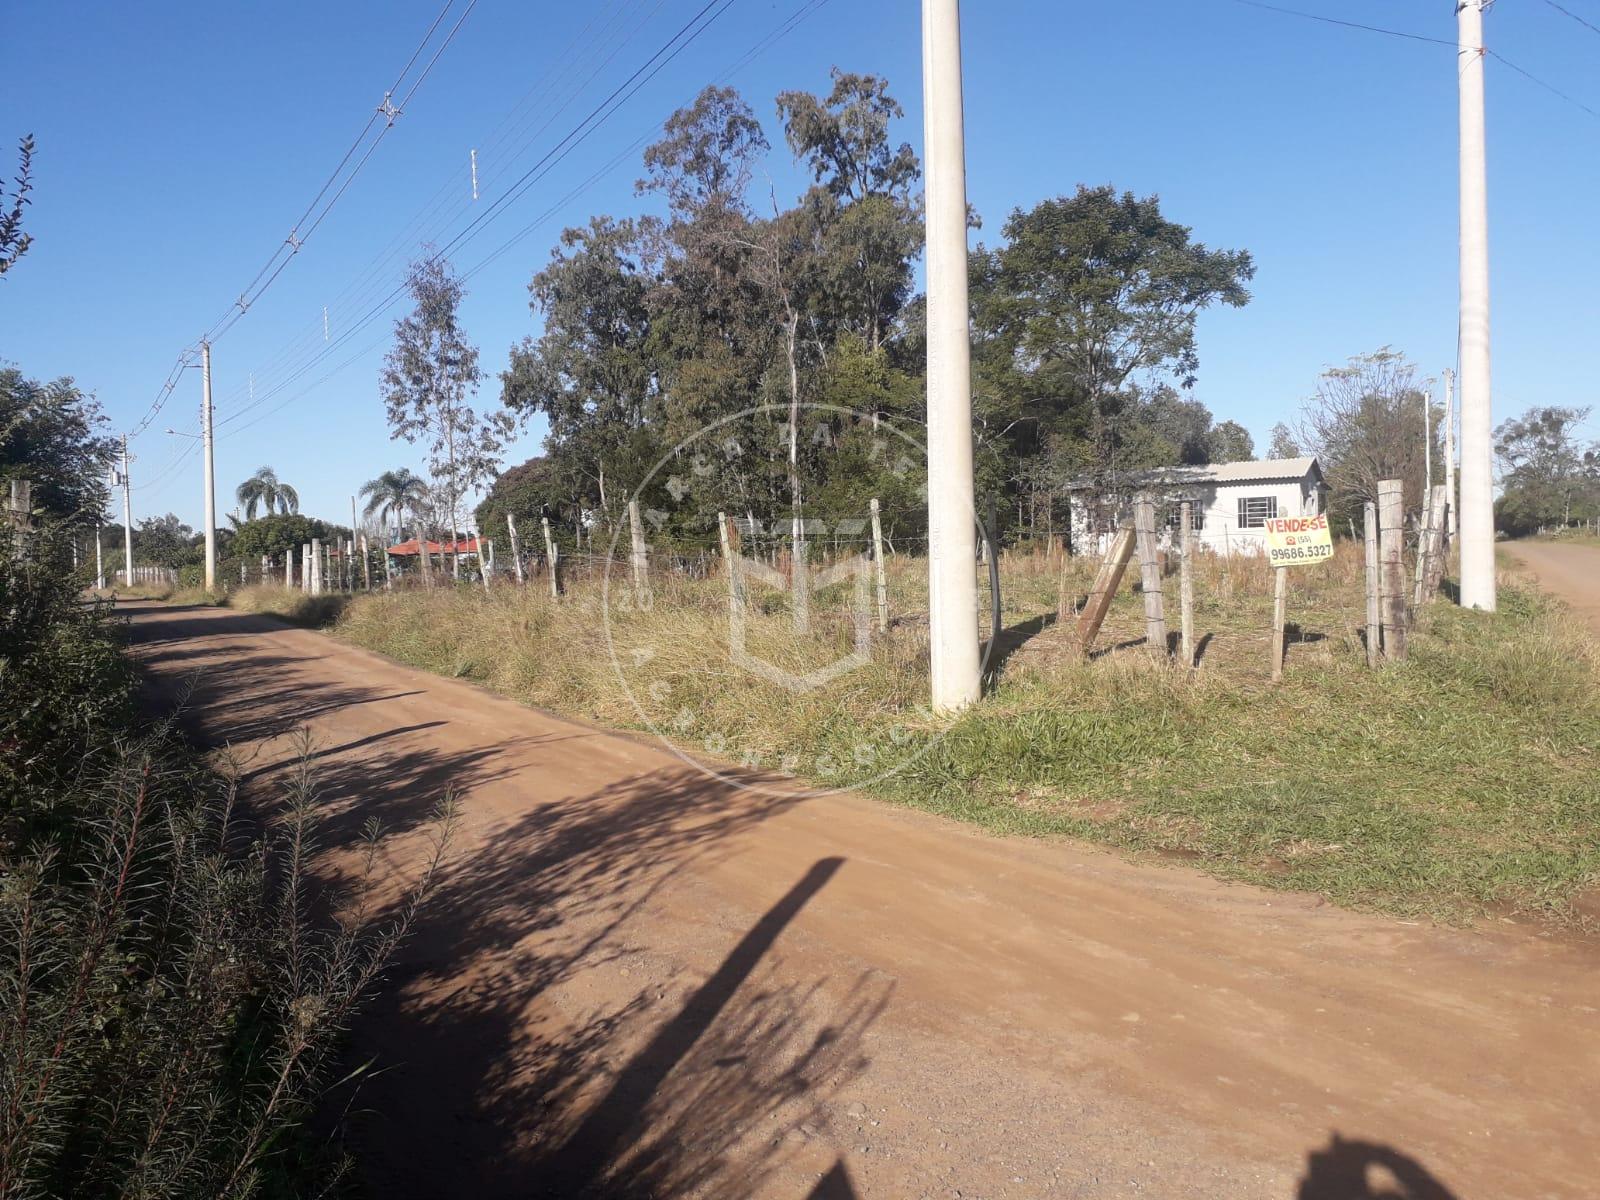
left=1503, top=539, right=1600, bottom=636
left=125, top=602, right=1598, bottom=1199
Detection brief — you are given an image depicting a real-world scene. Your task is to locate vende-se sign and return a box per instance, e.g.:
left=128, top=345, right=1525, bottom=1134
left=1264, top=513, right=1333, bottom=567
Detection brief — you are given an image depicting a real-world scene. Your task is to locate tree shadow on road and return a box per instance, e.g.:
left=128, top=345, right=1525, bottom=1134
left=319, top=762, right=889, bottom=1200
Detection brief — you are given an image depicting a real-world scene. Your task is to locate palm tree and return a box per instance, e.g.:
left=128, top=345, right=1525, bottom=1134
left=360, top=468, right=430, bottom=543
left=235, top=466, right=300, bottom=520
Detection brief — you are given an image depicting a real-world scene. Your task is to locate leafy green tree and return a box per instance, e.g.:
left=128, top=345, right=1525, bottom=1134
left=970, top=186, right=1254, bottom=487
left=1206, top=420, right=1255, bottom=463
left=234, top=465, right=299, bottom=519
left=382, top=255, right=512, bottom=575
left=130, top=514, right=199, bottom=568
left=1494, top=406, right=1598, bottom=535
left=1268, top=422, right=1302, bottom=460
left=0, top=366, right=114, bottom=523
left=229, top=513, right=337, bottom=561
left=501, top=217, right=661, bottom=530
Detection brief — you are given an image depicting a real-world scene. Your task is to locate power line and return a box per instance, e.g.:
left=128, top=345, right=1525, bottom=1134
left=127, top=0, right=477, bottom=443
left=1541, top=0, right=1600, bottom=40
left=217, top=0, right=744, bottom=435
left=1227, top=0, right=1600, bottom=123
left=217, top=0, right=835, bottom=439
left=1227, top=0, right=1455, bottom=48
left=1488, top=50, right=1600, bottom=121
left=214, top=0, right=669, bottom=420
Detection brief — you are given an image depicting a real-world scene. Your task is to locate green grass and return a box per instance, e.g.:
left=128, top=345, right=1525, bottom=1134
left=310, top=548, right=1600, bottom=927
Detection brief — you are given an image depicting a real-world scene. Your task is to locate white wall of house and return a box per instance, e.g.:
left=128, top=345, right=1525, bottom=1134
left=1067, top=467, right=1325, bottom=557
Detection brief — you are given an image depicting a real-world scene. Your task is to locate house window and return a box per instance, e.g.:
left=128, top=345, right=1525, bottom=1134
left=1237, top=496, right=1278, bottom=528
left=1165, top=505, right=1205, bottom=532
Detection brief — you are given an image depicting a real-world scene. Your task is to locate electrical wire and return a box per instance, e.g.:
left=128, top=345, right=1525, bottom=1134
left=1227, top=0, right=1455, bottom=47
left=127, top=0, right=477, bottom=443
left=1541, top=0, right=1600, bottom=40
left=216, top=0, right=749, bottom=435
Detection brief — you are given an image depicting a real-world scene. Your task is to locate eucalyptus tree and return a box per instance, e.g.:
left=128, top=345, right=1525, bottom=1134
left=234, top=466, right=299, bottom=519
left=381, top=255, right=512, bottom=578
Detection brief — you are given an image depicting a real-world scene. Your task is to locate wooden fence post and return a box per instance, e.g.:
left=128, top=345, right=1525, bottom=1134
left=506, top=512, right=525, bottom=584
left=1423, top=484, right=1449, bottom=603
left=869, top=498, right=889, bottom=634
left=360, top=535, right=371, bottom=590
left=1132, top=495, right=1168, bottom=658
left=480, top=536, right=492, bottom=595
left=1075, top=526, right=1136, bottom=654
left=628, top=499, right=650, bottom=607
left=1179, top=500, right=1195, bottom=668
left=541, top=517, right=560, bottom=599
left=1271, top=566, right=1288, bottom=682
left=984, top=496, right=1002, bottom=648
left=718, top=511, right=742, bottom=622
left=1412, top=485, right=1436, bottom=611
left=1378, top=479, right=1407, bottom=662
left=1363, top=500, right=1380, bottom=668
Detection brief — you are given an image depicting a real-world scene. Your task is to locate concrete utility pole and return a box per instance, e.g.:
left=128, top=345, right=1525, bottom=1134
left=922, top=0, right=981, bottom=713
left=1443, top=368, right=1457, bottom=540
left=200, top=341, right=217, bottom=591
left=1457, top=0, right=1495, bottom=610
left=120, top=435, right=133, bottom=587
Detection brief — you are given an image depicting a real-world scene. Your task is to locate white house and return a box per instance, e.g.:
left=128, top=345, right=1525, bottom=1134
left=1066, top=457, right=1327, bottom=557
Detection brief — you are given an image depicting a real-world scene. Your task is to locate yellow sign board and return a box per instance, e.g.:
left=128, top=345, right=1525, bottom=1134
left=1264, top=514, right=1334, bottom=567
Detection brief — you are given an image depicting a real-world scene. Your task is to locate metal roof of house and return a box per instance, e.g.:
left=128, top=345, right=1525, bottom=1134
left=1065, top=456, right=1322, bottom=491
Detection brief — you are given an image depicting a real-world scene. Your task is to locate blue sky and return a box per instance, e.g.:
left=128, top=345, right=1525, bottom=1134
left=5, top=0, right=1598, bottom=530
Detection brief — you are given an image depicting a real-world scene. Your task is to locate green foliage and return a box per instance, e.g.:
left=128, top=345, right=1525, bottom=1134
left=381, top=256, right=511, bottom=545
left=130, top=513, right=200, bottom=569
left=0, top=366, right=115, bottom=524
left=969, top=185, right=1255, bottom=494
left=228, top=514, right=337, bottom=562
left=1493, top=405, right=1598, bottom=536
left=0, top=133, right=34, bottom=277
left=234, top=466, right=299, bottom=520
left=1, top=529, right=454, bottom=1197
left=492, top=75, right=1255, bottom=550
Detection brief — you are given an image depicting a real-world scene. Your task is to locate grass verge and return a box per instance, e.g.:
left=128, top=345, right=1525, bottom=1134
left=315, top=545, right=1600, bottom=928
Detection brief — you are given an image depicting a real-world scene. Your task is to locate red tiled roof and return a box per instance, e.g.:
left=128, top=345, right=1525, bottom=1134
left=386, top=536, right=481, bottom=556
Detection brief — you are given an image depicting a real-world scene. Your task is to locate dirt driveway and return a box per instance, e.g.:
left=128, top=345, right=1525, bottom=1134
left=1503, top=539, right=1600, bottom=636
left=124, top=602, right=1598, bottom=1199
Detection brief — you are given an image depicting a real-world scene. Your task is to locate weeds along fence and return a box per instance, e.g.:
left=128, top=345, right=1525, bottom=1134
left=229, top=491, right=1448, bottom=686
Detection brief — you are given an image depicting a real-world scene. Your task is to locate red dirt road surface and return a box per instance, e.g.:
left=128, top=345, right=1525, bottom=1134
left=125, top=602, right=1598, bottom=1199
left=1503, top=539, right=1600, bottom=637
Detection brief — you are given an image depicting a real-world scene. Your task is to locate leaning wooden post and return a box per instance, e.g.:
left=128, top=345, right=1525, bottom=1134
left=717, top=511, right=741, bottom=623
left=1423, top=484, right=1449, bottom=603
left=541, top=517, right=560, bottom=599
left=628, top=498, right=650, bottom=607
left=869, top=498, right=889, bottom=634
left=1363, top=500, right=1381, bottom=668
left=1075, top=526, right=1136, bottom=654
left=1179, top=499, right=1195, bottom=668
left=1378, top=478, right=1408, bottom=662
left=1412, top=484, right=1436, bottom=611
left=1270, top=565, right=1288, bottom=682
left=1132, top=494, right=1168, bottom=659
left=506, top=512, right=525, bottom=584
left=480, top=536, right=492, bottom=595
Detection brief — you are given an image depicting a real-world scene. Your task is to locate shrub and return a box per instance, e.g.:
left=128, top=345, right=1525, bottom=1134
left=1, top=531, right=454, bottom=1197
